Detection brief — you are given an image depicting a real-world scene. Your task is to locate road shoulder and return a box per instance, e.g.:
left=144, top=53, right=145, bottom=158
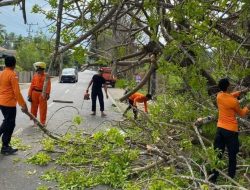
left=107, top=88, right=127, bottom=112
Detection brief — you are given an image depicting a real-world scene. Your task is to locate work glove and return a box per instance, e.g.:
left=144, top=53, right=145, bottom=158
left=21, top=104, right=28, bottom=113
left=46, top=94, right=50, bottom=100
left=27, top=96, right=32, bottom=102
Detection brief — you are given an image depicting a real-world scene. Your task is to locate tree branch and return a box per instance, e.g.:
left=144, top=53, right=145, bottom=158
left=215, top=23, right=250, bottom=50
left=119, top=54, right=157, bottom=102
left=0, top=0, right=21, bottom=6
left=59, top=4, right=118, bottom=53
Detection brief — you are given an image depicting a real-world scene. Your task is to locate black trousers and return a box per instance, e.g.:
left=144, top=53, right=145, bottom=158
left=91, top=90, right=104, bottom=112
left=0, top=105, right=17, bottom=147
left=124, top=99, right=138, bottom=119
left=211, top=127, right=239, bottom=181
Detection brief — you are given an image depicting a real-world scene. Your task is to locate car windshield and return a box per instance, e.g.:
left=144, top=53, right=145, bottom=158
left=62, top=69, right=75, bottom=74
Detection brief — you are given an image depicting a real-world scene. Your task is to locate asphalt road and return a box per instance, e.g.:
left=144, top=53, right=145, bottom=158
left=0, top=70, right=123, bottom=190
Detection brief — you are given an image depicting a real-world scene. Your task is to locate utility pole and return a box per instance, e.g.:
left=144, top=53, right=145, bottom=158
left=26, top=23, right=38, bottom=39
left=59, top=52, right=64, bottom=78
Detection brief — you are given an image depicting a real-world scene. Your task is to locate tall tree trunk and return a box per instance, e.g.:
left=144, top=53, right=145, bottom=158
left=42, top=0, right=64, bottom=98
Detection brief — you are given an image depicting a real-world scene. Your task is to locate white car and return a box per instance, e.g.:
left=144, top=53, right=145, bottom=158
left=60, top=68, right=78, bottom=83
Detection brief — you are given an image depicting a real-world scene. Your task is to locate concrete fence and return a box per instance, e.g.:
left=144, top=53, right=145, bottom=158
left=17, top=71, right=34, bottom=83
left=17, top=71, right=59, bottom=83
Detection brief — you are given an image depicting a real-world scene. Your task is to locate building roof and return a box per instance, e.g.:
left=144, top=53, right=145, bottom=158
left=0, top=47, right=16, bottom=58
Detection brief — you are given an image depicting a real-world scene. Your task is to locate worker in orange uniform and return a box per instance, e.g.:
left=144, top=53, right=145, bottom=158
left=28, top=62, right=51, bottom=126
left=0, top=56, right=28, bottom=155
left=210, top=78, right=250, bottom=183
left=123, top=92, right=152, bottom=119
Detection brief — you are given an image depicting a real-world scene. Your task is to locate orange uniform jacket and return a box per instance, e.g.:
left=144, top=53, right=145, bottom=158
left=217, top=91, right=249, bottom=132
left=28, top=72, right=51, bottom=96
left=0, top=68, right=25, bottom=107
left=28, top=72, right=51, bottom=125
left=129, top=92, right=148, bottom=112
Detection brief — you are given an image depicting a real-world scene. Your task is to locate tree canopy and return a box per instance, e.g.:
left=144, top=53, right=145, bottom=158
left=30, top=0, right=250, bottom=95
left=1, top=0, right=250, bottom=189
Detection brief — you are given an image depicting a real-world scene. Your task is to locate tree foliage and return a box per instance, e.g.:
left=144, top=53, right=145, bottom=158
left=27, top=0, right=250, bottom=188
left=29, top=0, right=250, bottom=90
left=2, top=0, right=250, bottom=189
left=15, top=34, right=53, bottom=70
left=0, top=31, right=75, bottom=71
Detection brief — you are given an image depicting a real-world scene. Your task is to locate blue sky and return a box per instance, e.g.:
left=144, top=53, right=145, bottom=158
left=0, top=0, right=51, bottom=37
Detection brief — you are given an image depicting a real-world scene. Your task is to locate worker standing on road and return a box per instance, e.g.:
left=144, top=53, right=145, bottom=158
left=123, top=92, right=152, bottom=119
left=210, top=78, right=250, bottom=183
left=86, top=68, right=108, bottom=117
left=28, top=62, right=51, bottom=126
left=0, top=56, right=28, bottom=155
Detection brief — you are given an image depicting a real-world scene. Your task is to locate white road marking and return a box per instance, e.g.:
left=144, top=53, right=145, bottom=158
left=65, top=89, right=69, bottom=94
left=48, top=102, right=54, bottom=107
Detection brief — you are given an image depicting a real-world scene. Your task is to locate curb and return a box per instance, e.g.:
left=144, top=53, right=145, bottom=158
left=107, top=91, right=123, bottom=113
left=107, top=88, right=128, bottom=113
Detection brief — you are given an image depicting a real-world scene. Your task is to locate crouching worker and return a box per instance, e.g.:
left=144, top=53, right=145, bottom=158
left=123, top=92, right=152, bottom=119
left=0, top=56, right=28, bottom=154
left=28, top=62, right=51, bottom=126
left=210, top=78, right=250, bottom=183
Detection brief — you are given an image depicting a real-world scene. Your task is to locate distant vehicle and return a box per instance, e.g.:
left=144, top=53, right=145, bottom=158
left=0, top=65, right=5, bottom=71
left=60, top=68, right=78, bottom=83
left=100, top=67, right=116, bottom=88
